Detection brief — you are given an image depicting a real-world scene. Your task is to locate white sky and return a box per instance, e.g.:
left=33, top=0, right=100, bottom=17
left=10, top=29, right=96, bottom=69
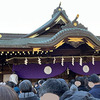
left=0, top=0, right=100, bottom=36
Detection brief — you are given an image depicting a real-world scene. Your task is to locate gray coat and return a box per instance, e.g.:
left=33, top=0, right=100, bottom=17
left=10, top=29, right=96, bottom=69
left=19, top=92, right=40, bottom=100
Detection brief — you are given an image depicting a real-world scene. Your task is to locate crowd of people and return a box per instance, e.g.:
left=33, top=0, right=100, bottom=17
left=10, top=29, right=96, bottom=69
left=0, top=73, right=100, bottom=100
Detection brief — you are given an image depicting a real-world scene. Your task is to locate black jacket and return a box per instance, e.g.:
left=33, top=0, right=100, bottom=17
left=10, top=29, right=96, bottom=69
left=78, top=85, right=89, bottom=91
left=60, top=90, right=99, bottom=100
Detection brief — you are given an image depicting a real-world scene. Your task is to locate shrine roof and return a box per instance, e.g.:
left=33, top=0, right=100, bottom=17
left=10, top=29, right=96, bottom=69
left=0, top=27, right=100, bottom=50
left=23, top=6, right=71, bottom=38
left=0, top=5, right=99, bottom=51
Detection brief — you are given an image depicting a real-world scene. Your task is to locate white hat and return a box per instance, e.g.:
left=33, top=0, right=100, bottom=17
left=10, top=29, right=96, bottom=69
left=9, top=74, right=18, bottom=85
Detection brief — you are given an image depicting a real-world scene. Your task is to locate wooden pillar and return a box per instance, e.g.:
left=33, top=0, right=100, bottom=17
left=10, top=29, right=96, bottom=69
left=0, top=64, right=3, bottom=82
left=0, top=74, right=3, bottom=82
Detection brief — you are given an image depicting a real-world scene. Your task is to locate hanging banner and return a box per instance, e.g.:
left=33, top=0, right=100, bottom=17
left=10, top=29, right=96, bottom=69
left=13, top=63, right=67, bottom=79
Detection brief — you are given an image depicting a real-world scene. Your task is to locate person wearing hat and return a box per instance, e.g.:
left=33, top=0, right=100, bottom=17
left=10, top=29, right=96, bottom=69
left=9, top=74, right=20, bottom=95
left=88, top=74, right=100, bottom=99
left=39, top=78, right=69, bottom=99
left=74, top=76, right=89, bottom=91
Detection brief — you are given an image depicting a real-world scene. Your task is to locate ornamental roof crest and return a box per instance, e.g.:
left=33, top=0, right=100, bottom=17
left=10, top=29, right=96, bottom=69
left=62, top=14, right=87, bottom=30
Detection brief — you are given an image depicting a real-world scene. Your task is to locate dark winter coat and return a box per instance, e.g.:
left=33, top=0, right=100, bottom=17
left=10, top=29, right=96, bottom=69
left=19, top=92, right=40, bottom=100
left=60, top=90, right=99, bottom=100
left=89, top=84, right=100, bottom=99
left=78, top=85, right=89, bottom=91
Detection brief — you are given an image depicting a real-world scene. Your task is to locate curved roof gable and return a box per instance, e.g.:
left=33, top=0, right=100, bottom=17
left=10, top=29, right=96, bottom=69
left=24, top=6, right=71, bottom=38
left=27, top=21, right=100, bottom=51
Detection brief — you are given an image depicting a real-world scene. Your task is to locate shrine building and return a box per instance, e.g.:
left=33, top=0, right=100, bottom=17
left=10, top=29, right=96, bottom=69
left=0, top=5, right=100, bottom=82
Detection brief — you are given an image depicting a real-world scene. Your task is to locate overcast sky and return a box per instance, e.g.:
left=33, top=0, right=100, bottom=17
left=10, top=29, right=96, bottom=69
left=0, top=0, right=100, bottom=36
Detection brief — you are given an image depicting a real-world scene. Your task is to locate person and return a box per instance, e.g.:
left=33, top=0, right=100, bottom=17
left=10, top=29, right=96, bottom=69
left=36, top=80, right=45, bottom=97
left=83, top=76, right=91, bottom=91
left=9, top=74, right=18, bottom=85
left=38, top=80, right=45, bottom=87
left=34, top=81, right=39, bottom=91
left=19, top=80, right=40, bottom=100
left=34, top=82, right=39, bottom=95
left=6, top=81, right=16, bottom=88
left=39, top=78, right=69, bottom=99
left=9, top=74, right=20, bottom=95
left=68, top=79, right=75, bottom=88
left=0, top=84, right=19, bottom=100
left=60, top=81, right=99, bottom=100
left=60, top=90, right=99, bottom=100
left=6, top=81, right=20, bottom=95
left=75, top=76, right=89, bottom=91
left=89, top=74, right=100, bottom=99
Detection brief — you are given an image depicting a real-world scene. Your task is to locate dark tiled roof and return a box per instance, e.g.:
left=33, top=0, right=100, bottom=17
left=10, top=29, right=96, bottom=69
left=0, top=28, right=100, bottom=49
left=24, top=6, right=71, bottom=38
left=0, top=36, right=51, bottom=48
left=0, top=33, right=26, bottom=40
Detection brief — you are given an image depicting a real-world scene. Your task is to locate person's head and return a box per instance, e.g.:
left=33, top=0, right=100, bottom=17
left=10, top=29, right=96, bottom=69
left=89, top=74, right=100, bottom=84
left=70, top=79, right=75, bottom=84
left=38, top=80, right=45, bottom=86
left=19, top=80, right=32, bottom=93
left=68, top=79, right=75, bottom=88
left=75, top=76, right=85, bottom=87
left=34, top=81, right=39, bottom=88
left=39, top=78, right=69, bottom=97
left=88, top=74, right=100, bottom=88
left=0, top=85, right=19, bottom=100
